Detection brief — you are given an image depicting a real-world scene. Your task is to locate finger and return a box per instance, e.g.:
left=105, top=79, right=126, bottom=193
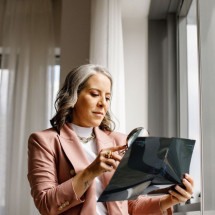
left=182, top=178, right=193, bottom=194
left=182, top=174, right=194, bottom=195
left=174, top=185, right=192, bottom=199
left=105, top=158, right=118, bottom=169
left=100, top=146, right=127, bottom=159
left=110, top=153, right=122, bottom=162
left=100, top=161, right=113, bottom=172
left=103, top=150, right=124, bottom=162
left=110, top=145, right=127, bottom=152
left=169, top=190, right=188, bottom=203
left=101, top=157, right=118, bottom=172
left=184, top=173, right=194, bottom=187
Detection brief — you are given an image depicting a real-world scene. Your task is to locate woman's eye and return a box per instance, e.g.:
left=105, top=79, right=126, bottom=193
left=106, top=97, right=111, bottom=101
left=91, top=93, right=99, bottom=97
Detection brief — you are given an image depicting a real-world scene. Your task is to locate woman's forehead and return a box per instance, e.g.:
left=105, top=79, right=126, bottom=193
left=85, top=73, right=111, bottom=90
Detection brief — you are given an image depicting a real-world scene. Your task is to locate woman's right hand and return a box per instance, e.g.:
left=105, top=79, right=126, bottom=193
left=71, top=145, right=127, bottom=198
left=86, top=145, right=127, bottom=177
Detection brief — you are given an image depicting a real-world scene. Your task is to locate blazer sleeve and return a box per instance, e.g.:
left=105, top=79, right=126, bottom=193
left=128, top=195, right=173, bottom=215
left=27, top=132, right=84, bottom=215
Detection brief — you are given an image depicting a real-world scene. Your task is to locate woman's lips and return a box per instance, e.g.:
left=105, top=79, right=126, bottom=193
left=93, top=111, right=104, bottom=116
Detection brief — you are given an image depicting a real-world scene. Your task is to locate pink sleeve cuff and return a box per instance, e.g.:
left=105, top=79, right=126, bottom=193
left=128, top=195, right=173, bottom=215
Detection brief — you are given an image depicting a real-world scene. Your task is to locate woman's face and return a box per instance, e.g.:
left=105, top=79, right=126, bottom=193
left=72, top=72, right=111, bottom=127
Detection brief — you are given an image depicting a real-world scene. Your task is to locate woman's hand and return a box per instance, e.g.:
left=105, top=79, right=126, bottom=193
left=160, top=174, right=194, bottom=211
left=71, top=145, right=127, bottom=199
left=168, top=173, right=194, bottom=204
left=86, top=145, right=127, bottom=177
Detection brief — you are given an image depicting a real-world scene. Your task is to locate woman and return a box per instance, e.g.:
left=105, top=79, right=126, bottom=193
left=27, top=64, right=194, bottom=215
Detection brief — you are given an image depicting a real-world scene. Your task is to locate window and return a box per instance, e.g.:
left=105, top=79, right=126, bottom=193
left=186, top=0, right=201, bottom=203
left=47, top=54, right=60, bottom=123
left=0, top=54, right=10, bottom=214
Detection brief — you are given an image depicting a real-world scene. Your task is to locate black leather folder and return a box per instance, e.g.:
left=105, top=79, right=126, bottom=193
left=98, top=130, right=195, bottom=202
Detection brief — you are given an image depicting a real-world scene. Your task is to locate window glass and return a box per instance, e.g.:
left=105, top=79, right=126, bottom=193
left=186, top=0, right=201, bottom=203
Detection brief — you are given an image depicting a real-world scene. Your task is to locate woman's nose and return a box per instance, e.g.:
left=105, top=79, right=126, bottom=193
left=98, top=97, right=106, bottom=107
left=98, top=100, right=104, bottom=107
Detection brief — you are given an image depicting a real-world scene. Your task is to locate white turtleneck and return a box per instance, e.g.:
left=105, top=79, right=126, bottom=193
left=70, top=123, right=107, bottom=215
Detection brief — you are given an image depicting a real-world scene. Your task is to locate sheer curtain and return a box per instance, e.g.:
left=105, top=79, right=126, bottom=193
left=0, top=0, right=55, bottom=214
left=90, top=0, right=126, bottom=132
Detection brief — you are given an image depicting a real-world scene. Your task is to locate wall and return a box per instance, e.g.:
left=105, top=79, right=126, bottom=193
left=148, top=16, right=177, bottom=137
left=0, top=0, right=4, bottom=46
left=148, top=20, right=168, bottom=136
left=53, top=0, right=62, bottom=48
left=60, top=0, right=91, bottom=86
left=122, top=17, right=149, bottom=133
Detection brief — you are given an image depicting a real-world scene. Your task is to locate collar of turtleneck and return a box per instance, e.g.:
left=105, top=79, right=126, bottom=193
left=70, top=123, right=95, bottom=143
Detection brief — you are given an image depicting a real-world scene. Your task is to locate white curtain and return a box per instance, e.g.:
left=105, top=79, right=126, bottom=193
left=90, top=0, right=126, bottom=132
left=0, top=0, right=55, bottom=214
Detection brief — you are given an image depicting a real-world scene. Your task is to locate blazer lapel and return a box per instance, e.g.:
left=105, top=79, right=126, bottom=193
left=57, top=123, right=90, bottom=172
left=94, top=127, right=116, bottom=153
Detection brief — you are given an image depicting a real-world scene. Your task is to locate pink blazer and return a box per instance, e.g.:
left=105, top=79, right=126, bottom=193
left=27, top=124, right=172, bottom=215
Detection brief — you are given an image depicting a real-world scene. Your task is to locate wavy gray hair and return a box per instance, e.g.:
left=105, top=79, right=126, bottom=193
left=50, top=64, right=115, bottom=133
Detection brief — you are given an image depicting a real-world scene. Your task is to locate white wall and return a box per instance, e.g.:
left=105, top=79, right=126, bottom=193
left=122, top=17, right=149, bottom=133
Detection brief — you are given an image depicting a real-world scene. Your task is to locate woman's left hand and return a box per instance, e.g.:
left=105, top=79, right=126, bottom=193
left=160, top=173, right=194, bottom=211
left=168, top=173, right=194, bottom=204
